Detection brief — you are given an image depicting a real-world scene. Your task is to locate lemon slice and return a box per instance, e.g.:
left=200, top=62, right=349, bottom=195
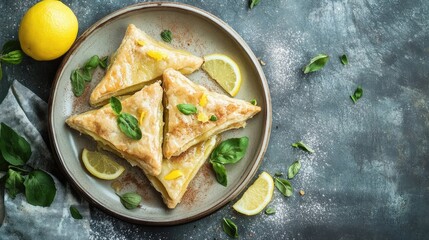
left=232, top=171, right=274, bottom=215
left=81, top=148, right=125, bottom=180
left=202, top=54, right=242, bottom=97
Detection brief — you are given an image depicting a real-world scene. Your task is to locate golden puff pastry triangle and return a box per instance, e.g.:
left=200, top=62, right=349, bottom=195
left=162, top=68, right=261, bottom=159
left=90, top=24, right=203, bottom=106
left=146, top=135, right=219, bottom=209
left=66, top=82, right=164, bottom=176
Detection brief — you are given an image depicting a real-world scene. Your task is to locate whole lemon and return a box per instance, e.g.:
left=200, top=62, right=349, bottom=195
left=18, top=0, right=78, bottom=61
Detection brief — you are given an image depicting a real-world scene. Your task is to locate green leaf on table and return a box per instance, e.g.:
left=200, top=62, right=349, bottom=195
left=222, top=218, right=238, bottom=238
left=0, top=50, right=24, bottom=65
left=24, top=169, right=56, bottom=207
left=117, top=113, right=142, bottom=140
left=5, top=168, right=25, bottom=199
left=177, top=104, right=197, bottom=115
left=2, top=40, right=21, bottom=54
left=291, top=141, right=314, bottom=153
left=99, top=56, right=108, bottom=69
left=350, top=86, right=363, bottom=104
left=249, top=0, right=261, bottom=9
left=0, top=122, right=32, bottom=166
left=110, top=97, right=122, bottom=115
left=117, top=192, right=142, bottom=210
left=302, top=54, right=329, bottom=74
left=211, top=161, right=227, bottom=186
left=287, top=160, right=301, bottom=179
left=340, top=54, right=348, bottom=65
left=265, top=207, right=276, bottom=215
left=70, top=70, right=85, bottom=97
left=210, top=137, right=249, bottom=164
left=274, top=177, right=293, bottom=197
left=160, top=30, right=172, bottom=43
left=70, top=206, right=83, bottom=219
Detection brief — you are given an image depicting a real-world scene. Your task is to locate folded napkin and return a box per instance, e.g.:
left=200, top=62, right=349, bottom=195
left=0, top=81, right=90, bottom=240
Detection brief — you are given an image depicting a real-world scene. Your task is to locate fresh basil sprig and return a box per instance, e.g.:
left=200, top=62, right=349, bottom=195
left=117, top=192, right=142, bottom=210
left=211, top=161, right=227, bottom=186
left=0, top=122, right=57, bottom=207
left=177, top=104, right=197, bottom=115
left=5, top=168, right=24, bottom=198
left=210, top=137, right=249, bottom=186
left=160, top=30, right=173, bottom=43
left=71, top=55, right=108, bottom=97
left=70, top=206, right=83, bottom=219
left=350, top=86, right=363, bottom=104
left=340, top=54, right=348, bottom=65
left=210, top=137, right=249, bottom=164
left=302, top=54, right=329, bottom=74
left=287, top=160, right=301, bottom=179
left=291, top=141, right=314, bottom=153
left=110, top=97, right=142, bottom=140
left=0, top=40, right=24, bottom=81
left=222, top=218, right=238, bottom=238
left=274, top=177, right=293, bottom=197
left=249, top=0, right=261, bottom=9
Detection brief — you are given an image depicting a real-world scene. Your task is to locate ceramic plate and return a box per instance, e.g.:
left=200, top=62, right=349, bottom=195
left=48, top=2, right=271, bottom=225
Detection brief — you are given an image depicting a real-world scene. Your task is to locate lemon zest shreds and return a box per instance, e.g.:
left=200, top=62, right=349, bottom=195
left=164, top=170, right=184, bottom=180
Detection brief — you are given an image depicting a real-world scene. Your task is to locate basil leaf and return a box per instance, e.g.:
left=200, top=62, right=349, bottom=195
left=177, top=104, right=197, bottom=115
left=274, top=177, right=293, bottom=197
left=222, top=218, right=238, bottom=238
left=0, top=122, right=32, bottom=166
left=99, top=56, right=108, bottom=69
left=117, top=192, right=142, bottom=210
left=350, top=86, right=363, bottom=104
left=70, top=70, right=85, bottom=97
left=209, top=115, right=218, bottom=121
left=249, top=0, right=261, bottom=9
left=117, top=113, right=142, bottom=140
left=302, top=54, right=329, bottom=74
left=287, top=160, right=301, bottom=179
left=110, top=97, right=122, bottom=115
left=24, top=170, right=56, bottom=207
left=70, top=206, right=83, bottom=219
left=160, top=30, right=172, bottom=43
left=291, top=141, right=314, bottom=153
left=211, top=161, right=227, bottom=186
left=340, top=54, right=348, bottom=65
left=5, top=168, right=25, bottom=199
left=265, top=207, right=276, bottom=215
left=81, top=69, right=92, bottom=82
left=85, top=55, right=100, bottom=70
left=250, top=99, right=257, bottom=106
left=2, top=40, right=21, bottom=54
left=210, top=137, right=249, bottom=164
left=0, top=50, right=24, bottom=65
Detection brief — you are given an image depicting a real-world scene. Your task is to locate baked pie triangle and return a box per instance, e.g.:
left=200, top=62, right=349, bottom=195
left=146, top=135, right=219, bottom=209
left=90, top=24, right=203, bottom=106
left=66, top=82, right=164, bottom=176
left=162, top=68, right=261, bottom=159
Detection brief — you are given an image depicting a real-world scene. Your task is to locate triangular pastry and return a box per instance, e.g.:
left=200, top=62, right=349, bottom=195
left=146, top=135, right=219, bottom=209
left=90, top=24, right=203, bottom=106
left=162, top=68, right=261, bottom=159
left=66, top=82, right=164, bottom=176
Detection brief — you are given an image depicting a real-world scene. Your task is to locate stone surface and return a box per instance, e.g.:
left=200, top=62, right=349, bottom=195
left=0, top=0, right=428, bottom=239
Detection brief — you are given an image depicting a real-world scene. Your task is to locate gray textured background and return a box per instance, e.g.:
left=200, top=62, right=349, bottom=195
left=1, top=0, right=428, bottom=239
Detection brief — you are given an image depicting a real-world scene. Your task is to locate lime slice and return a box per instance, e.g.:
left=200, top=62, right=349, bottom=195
left=202, top=54, right=242, bottom=97
left=81, top=148, right=125, bottom=180
left=232, top=171, right=274, bottom=215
